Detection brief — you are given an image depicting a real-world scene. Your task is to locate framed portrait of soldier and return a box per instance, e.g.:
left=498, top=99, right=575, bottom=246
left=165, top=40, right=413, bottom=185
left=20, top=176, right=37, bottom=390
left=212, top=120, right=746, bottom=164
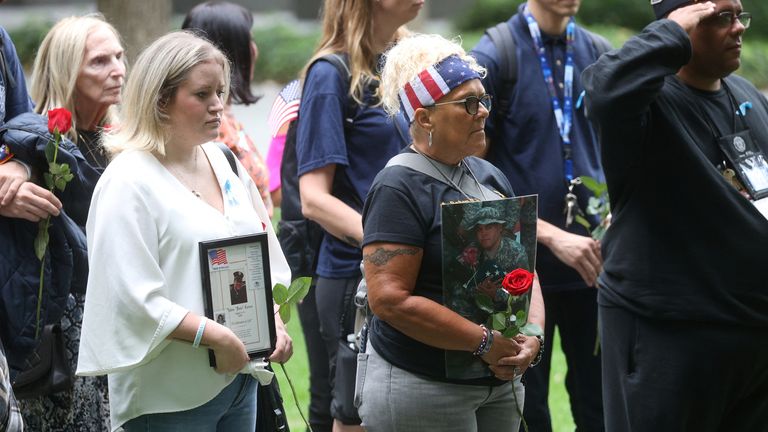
left=199, top=233, right=276, bottom=365
left=440, top=195, right=538, bottom=379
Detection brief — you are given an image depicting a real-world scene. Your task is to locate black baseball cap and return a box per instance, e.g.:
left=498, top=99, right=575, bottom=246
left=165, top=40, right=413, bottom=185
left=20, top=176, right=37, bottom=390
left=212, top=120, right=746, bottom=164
left=652, top=0, right=694, bottom=19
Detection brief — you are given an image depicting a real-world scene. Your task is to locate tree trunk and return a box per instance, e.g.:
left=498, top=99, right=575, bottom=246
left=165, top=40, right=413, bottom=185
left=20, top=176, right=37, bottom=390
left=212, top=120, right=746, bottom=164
left=96, top=0, right=171, bottom=62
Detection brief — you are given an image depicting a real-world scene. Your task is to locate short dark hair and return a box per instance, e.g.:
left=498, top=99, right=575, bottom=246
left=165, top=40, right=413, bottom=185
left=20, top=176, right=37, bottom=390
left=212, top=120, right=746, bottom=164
left=182, top=1, right=260, bottom=105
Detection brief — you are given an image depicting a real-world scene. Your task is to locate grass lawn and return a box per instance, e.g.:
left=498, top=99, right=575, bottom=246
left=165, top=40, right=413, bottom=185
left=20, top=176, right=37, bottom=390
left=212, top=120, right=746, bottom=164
left=275, top=309, right=577, bottom=431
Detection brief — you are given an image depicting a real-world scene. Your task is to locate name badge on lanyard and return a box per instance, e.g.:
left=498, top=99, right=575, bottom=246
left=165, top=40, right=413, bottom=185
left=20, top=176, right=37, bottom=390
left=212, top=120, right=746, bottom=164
left=717, top=130, right=768, bottom=201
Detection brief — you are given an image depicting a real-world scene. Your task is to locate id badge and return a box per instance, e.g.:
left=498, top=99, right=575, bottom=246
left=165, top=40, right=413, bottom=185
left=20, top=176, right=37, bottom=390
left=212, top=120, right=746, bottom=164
left=717, top=129, right=768, bottom=200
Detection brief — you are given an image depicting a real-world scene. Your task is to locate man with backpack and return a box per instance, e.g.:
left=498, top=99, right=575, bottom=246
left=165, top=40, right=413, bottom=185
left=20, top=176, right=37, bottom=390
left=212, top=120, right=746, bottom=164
left=471, top=1, right=609, bottom=430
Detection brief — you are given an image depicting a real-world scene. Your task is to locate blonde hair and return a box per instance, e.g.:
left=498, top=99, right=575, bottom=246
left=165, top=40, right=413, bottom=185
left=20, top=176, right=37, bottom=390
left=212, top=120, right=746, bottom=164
left=103, top=31, right=230, bottom=157
left=380, top=33, right=486, bottom=117
left=301, top=0, right=409, bottom=104
left=30, top=14, right=124, bottom=141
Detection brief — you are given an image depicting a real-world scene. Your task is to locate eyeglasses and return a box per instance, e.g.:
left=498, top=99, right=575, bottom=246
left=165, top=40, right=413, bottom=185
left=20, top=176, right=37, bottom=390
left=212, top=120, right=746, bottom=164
left=709, top=11, right=752, bottom=29
left=430, top=94, right=492, bottom=115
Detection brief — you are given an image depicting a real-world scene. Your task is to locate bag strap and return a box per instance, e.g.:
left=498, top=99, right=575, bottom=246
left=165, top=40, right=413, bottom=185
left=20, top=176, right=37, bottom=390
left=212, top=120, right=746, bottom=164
left=486, top=21, right=517, bottom=125
left=214, top=141, right=238, bottom=176
left=386, top=153, right=497, bottom=200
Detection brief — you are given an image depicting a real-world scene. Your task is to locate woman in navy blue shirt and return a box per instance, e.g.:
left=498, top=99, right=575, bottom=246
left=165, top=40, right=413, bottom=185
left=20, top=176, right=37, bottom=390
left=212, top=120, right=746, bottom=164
left=295, top=0, right=424, bottom=430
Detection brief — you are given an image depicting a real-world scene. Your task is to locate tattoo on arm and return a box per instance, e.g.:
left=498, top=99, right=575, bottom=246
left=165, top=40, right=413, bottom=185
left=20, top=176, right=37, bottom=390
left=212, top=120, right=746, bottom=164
left=364, top=247, right=419, bottom=266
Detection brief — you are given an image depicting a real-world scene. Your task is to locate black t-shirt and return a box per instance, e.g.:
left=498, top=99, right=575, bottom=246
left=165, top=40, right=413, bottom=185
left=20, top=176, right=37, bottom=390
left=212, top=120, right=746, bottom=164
left=582, top=19, right=768, bottom=325
left=362, top=148, right=515, bottom=384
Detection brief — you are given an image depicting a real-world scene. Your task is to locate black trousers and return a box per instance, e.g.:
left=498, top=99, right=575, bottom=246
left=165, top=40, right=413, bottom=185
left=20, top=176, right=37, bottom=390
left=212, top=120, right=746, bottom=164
left=297, top=282, right=333, bottom=432
left=600, top=305, right=768, bottom=432
left=521, top=288, right=604, bottom=432
left=315, top=276, right=361, bottom=425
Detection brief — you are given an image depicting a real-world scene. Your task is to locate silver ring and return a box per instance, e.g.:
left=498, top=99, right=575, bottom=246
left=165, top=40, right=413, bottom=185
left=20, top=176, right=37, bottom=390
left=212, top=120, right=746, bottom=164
left=513, top=366, right=521, bottom=376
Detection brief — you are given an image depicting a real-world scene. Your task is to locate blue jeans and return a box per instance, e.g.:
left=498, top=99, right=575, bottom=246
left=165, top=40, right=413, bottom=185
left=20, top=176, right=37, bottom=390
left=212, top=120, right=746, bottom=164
left=121, top=374, right=257, bottom=431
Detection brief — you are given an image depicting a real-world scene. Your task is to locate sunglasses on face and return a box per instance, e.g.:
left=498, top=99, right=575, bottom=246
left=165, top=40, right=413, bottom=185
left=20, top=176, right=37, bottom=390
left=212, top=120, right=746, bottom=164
left=708, top=11, right=751, bottom=29
left=430, top=94, right=493, bottom=115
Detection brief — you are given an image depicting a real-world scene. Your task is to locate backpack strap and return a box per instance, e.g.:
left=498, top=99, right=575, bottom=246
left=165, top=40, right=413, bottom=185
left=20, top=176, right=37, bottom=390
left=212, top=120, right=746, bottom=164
left=485, top=22, right=517, bottom=124
left=386, top=153, right=498, bottom=200
left=214, top=141, right=238, bottom=176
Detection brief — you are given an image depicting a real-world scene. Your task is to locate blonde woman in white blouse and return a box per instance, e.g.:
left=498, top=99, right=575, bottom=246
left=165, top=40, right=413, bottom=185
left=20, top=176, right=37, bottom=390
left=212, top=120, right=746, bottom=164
left=76, top=31, right=292, bottom=432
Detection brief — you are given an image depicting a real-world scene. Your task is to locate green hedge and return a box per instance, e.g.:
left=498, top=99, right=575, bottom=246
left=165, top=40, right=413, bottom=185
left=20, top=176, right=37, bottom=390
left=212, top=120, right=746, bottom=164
left=252, top=24, right=319, bottom=84
left=454, top=0, right=768, bottom=39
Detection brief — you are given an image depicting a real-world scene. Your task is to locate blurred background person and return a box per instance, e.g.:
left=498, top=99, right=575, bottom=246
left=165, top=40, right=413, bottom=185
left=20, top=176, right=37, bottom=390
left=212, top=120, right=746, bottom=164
left=471, top=0, right=609, bottom=429
left=77, top=31, right=292, bottom=431
left=358, top=33, right=544, bottom=432
left=294, top=1, right=424, bottom=430
left=182, top=0, right=273, bottom=217
left=0, top=13, right=125, bottom=431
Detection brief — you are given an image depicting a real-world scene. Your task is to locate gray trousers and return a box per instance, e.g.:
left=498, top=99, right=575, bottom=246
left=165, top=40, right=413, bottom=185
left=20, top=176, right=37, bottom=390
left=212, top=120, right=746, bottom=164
left=357, top=343, right=524, bottom=432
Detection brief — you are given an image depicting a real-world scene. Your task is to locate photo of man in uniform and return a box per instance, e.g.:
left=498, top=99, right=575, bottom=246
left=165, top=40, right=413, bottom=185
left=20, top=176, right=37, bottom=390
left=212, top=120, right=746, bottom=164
left=229, top=271, right=248, bottom=305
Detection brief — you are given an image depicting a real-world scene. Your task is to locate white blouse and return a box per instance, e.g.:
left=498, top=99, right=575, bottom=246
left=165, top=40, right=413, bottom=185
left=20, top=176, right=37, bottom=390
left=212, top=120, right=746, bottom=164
left=76, top=142, right=290, bottom=431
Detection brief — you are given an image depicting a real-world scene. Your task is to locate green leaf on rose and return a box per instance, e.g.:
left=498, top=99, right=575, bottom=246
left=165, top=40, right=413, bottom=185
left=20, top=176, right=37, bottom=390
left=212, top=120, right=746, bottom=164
left=44, top=140, right=56, bottom=163
left=54, top=177, right=67, bottom=191
left=502, top=327, right=519, bottom=338
left=515, top=310, right=526, bottom=325
left=492, top=312, right=506, bottom=331
left=43, top=172, right=54, bottom=189
left=574, top=214, right=591, bottom=230
left=475, top=294, right=495, bottom=314
left=34, top=224, right=49, bottom=260
left=286, top=277, right=311, bottom=304
left=578, top=175, right=607, bottom=196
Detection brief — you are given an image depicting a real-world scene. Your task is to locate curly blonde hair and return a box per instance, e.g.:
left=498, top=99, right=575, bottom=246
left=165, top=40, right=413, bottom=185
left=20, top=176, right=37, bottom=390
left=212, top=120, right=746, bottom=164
left=379, top=34, right=486, bottom=118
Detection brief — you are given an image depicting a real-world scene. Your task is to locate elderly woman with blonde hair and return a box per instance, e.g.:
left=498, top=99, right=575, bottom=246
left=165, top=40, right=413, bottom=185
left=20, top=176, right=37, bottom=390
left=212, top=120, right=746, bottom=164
left=357, top=33, right=545, bottom=431
left=0, top=13, right=125, bottom=431
left=77, top=31, right=292, bottom=431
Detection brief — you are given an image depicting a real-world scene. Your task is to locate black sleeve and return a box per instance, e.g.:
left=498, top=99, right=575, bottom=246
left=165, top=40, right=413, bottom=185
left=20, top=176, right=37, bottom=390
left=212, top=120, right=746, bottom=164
left=582, top=19, right=691, bottom=123
left=363, top=182, right=427, bottom=248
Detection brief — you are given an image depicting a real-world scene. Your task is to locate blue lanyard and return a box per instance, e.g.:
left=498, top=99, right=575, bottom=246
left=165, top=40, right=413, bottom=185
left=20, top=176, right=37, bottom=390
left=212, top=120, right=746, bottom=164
left=524, top=5, right=577, bottom=182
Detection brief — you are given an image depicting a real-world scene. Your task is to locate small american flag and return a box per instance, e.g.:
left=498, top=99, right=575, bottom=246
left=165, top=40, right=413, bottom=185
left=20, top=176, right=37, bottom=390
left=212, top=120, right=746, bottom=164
left=209, top=249, right=228, bottom=265
left=267, top=79, right=301, bottom=138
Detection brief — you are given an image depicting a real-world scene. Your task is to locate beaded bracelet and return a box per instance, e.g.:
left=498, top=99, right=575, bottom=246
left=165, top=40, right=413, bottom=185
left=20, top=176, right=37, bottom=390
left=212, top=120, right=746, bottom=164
left=529, top=334, right=545, bottom=367
left=192, top=319, right=207, bottom=348
left=473, top=324, right=494, bottom=357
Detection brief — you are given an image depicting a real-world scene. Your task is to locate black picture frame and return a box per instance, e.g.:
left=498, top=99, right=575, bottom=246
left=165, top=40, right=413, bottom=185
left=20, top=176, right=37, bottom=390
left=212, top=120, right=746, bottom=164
left=199, top=233, right=276, bottom=367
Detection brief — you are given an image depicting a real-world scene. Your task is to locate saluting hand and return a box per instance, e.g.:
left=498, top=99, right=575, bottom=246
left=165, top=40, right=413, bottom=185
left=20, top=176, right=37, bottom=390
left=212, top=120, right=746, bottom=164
left=668, top=1, right=717, bottom=34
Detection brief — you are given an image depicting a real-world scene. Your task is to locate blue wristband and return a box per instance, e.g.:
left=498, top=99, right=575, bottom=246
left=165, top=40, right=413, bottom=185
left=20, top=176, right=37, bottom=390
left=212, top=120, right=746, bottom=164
left=192, top=319, right=207, bottom=348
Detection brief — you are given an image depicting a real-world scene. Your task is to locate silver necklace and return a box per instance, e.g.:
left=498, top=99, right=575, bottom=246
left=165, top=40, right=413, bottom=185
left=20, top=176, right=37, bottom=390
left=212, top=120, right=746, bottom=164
left=411, top=145, right=488, bottom=201
left=166, top=146, right=202, bottom=199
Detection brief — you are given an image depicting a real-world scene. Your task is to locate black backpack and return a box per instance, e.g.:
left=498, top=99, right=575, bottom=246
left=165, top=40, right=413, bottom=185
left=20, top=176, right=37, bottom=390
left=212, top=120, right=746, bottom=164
left=485, top=21, right=612, bottom=126
left=277, top=53, right=357, bottom=278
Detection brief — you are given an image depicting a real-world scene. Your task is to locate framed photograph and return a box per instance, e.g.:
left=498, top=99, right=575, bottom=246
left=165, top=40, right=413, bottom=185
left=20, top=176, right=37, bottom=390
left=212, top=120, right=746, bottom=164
left=199, top=233, right=276, bottom=366
left=441, top=195, right=538, bottom=379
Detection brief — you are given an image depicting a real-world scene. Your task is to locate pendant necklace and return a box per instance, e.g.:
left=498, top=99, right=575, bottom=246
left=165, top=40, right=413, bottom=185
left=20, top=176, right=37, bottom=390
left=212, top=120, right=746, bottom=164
left=411, top=145, right=488, bottom=201
left=167, top=146, right=202, bottom=199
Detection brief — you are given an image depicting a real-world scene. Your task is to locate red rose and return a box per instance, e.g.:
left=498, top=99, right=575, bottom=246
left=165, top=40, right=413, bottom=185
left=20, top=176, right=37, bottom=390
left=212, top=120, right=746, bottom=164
left=502, top=268, right=534, bottom=296
left=47, top=108, right=72, bottom=135
left=459, top=246, right=479, bottom=268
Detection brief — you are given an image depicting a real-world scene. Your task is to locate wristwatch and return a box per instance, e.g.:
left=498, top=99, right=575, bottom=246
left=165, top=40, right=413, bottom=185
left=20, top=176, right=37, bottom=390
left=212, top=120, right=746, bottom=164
left=529, top=334, right=545, bottom=367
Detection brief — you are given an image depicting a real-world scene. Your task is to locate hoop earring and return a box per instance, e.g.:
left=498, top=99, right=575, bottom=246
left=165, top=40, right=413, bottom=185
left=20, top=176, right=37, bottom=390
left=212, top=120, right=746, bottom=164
left=428, top=130, right=433, bottom=148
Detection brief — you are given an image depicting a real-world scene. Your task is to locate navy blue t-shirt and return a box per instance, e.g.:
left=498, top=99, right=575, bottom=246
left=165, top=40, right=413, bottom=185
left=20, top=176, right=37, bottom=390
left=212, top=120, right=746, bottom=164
left=0, top=27, right=33, bottom=125
left=362, top=149, right=514, bottom=384
left=471, top=7, right=606, bottom=291
left=296, top=58, right=409, bottom=279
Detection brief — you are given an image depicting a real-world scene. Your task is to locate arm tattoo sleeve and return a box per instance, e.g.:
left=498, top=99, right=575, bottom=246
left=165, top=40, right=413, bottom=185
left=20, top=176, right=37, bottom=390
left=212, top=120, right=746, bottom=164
left=364, top=247, right=419, bottom=267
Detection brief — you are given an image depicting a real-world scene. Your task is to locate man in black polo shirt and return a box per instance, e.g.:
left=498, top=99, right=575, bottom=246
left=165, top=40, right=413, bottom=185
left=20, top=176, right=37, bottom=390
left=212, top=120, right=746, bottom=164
left=472, top=1, right=607, bottom=430
left=583, top=0, right=768, bottom=430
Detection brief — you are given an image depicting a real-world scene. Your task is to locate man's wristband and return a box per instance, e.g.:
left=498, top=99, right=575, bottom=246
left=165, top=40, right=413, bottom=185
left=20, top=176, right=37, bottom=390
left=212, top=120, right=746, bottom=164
left=529, top=334, right=544, bottom=367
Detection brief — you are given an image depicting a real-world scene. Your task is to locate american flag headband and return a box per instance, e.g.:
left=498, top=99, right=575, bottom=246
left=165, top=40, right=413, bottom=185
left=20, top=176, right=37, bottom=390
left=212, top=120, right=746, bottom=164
left=399, top=55, right=481, bottom=123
